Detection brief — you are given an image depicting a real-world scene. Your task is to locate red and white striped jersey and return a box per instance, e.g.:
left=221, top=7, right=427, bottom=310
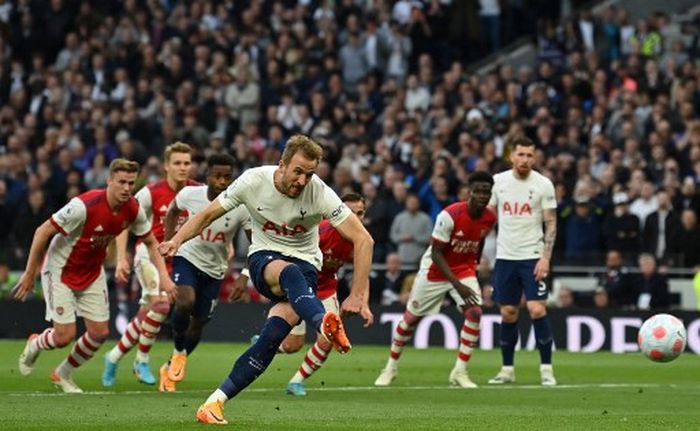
left=316, top=219, right=354, bottom=300
left=135, top=179, right=201, bottom=242
left=420, top=202, right=496, bottom=282
left=45, top=189, right=151, bottom=291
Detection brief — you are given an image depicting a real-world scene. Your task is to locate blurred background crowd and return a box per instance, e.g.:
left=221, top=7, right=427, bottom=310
left=1, top=0, right=700, bottom=309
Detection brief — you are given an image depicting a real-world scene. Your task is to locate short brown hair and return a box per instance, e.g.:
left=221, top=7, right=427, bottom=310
left=281, top=134, right=323, bottom=164
left=164, top=141, right=193, bottom=162
left=510, top=135, right=535, bottom=150
left=109, top=158, right=140, bottom=176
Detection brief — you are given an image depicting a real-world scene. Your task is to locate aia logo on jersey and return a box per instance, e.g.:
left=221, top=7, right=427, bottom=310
left=450, top=239, right=480, bottom=254
left=262, top=221, right=308, bottom=236
left=200, top=228, right=226, bottom=242
left=503, top=201, right=532, bottom=216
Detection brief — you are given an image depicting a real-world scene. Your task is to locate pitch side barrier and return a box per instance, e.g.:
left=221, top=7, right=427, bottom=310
left=2, top=302, right=698, bottom=354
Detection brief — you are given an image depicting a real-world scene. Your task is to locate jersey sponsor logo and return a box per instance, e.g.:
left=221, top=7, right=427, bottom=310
left=262, top=221, right=309, bottom=236
left=450, top=238, right=480, bottom=254
left=502, top=201, right=532, bottom=216
left=90, top=233, right=115, bottom=249
left=200, top=228, right=227, bottom=242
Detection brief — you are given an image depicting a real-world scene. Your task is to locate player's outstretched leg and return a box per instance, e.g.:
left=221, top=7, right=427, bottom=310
left=375, top=311, right=420, bottom=386
left=286, top=339, right=332, bottom=396
left=133, top=301, right=169, bottom=385
left=54, top=331, right=107, bottom=393
left=103, top=316, right=141, bottom=386
left=449, top=306, right=481, bottom=388
left=532, top=315, right=556, bottom=386
left=19, top=329, right=57, bottom=376
left=167, top=290, right=194, bottom=383
left=279, top=265, right=351, bottom=353
left=196, top=316, right=292, bottom=424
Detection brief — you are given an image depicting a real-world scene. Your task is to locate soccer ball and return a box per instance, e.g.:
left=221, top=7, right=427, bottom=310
left=637, top=313, right=687, bottom=363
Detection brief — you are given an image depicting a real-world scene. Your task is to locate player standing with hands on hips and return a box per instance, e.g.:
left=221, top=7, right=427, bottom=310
left=488, top=137, right=558, bottom=386
left=158, top=135, right=374, bottom=424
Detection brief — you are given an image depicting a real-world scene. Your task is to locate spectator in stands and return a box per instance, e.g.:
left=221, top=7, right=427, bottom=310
left=562, top=195, right=603, bottom=264
left=642, top=190, right=681, bottom=265
left=389, top=193, right=432, bottom=265
left=598, top=250, right=632, bottom=307
left=678, top=209, right=700, bottom=267
left=630, top=181, right=658, bottom=229
left=602, top=192, right=641, bottom=262
left=592, top=287, right=610, bottom=309
left=556, top=287, right=576, bottom=308
left=375, top=252, right=407, bottom=306
left=634, top=253, right=671, bottom=310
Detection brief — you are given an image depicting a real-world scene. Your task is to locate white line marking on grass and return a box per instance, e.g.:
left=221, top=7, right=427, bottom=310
left=3, top=383, right=676, bottom=397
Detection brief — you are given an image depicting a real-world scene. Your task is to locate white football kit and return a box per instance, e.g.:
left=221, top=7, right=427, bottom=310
left=217, top=166, right=351, bottom=269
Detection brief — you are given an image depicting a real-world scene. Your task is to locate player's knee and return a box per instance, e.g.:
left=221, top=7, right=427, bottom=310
left=402, top=310, right=421, bottom=326
left=500, top=306, right=519, bottom=322
left=53, top=328, right=76, bottom=348
left=281, top=336, right=304, bottom=353
left=150, top=300, right=170, bottom=316
left=86, top=328, right=110, bottom=343
left=464, top=306, right=482, bottom=323
left=527, top=303, right=547, bottom=319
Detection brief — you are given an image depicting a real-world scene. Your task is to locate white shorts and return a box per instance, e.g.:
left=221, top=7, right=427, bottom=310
left=41, top=266, right=110, bottom=324
left=289, top=293, right=339, bottom=336
left=135, top=243, right=163, bottom=305
left=406, top=272, right=481, bottom=317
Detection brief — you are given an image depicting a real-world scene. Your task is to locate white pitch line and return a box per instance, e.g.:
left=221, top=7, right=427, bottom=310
left=2, top=383, right=677, bottom=397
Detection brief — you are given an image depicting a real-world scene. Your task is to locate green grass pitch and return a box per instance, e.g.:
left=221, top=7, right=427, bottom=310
left=0, top=340, right=698, bottom=430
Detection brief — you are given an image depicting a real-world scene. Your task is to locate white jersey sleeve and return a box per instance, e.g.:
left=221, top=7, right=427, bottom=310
left=129, top=205, right=152, bottom=237
left=319, top=182, right=351, bottom=227
left=135, top=187, right=152, bottom=221
left=432, top=210, right=454, bottom=243
left=51, top=198, right=86, bottom=235
left=218, top=170, right=253, bottom=212
left=542, top=180, right=557, bottom=210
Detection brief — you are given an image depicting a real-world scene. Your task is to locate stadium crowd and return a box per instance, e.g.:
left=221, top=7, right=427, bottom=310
left=0, top=1, right=699, bottom=309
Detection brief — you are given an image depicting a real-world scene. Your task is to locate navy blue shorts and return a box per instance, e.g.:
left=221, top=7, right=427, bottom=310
left=247, top=250, right=318, bottom=302
left=492, top=259, right=548, bottom=305
left=171, top=256, right=222, bottom=322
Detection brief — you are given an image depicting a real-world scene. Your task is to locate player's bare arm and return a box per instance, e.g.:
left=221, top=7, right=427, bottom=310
left=11, top=220, right=59, bottom=301
left=159, top=199, right=227, bottom=257
left=114, top=230, right=131, bottom=283
left=431, top=240, right=479, bottom=306
left=335, top=213, right=374, bottom=316
left=228, top=229, right=252, bottom=302
left=163, top=200, right=183, bottom=241
left=534, top=208, right=557, bottom=281
left=142, top=231, right=177, bottom=302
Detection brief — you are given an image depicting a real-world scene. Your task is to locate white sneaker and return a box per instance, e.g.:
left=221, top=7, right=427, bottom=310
left=374, top=366, right=398, bottom=386
left=448, top=368, right=478, bottom=388
left=51, top=370, right=84, bottom=394
left=540, top=365, right=557, bottom=386
left=18, top=334, right=39, bottom=376
left=487, top=368, right=515, bottom=384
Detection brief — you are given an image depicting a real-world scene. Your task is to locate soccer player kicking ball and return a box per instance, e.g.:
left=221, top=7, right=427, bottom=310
left=14, top=159, right=176, bottom=393
left=158, top=154, right=251, bottom=392
left=158, top=135, right=374, bottom=424
left=375, top=171, right=496, bottom=388
left=278, top=193, right=374, bottom=396
left=487, top=137, right=558, bottom=386
left=102, top=142, right=199, bottom=386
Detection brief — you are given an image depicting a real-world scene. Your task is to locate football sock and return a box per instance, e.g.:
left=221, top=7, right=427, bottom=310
left=532, top=316, right=553, bottom=364
left=387, top=312, right=419, bottom=369
left=279, top=265, right=325, bottom=332
left=108, top=317, right=141, bottom=363
left=218, top=316, right=292, bottom=399
left=172, top=307, right=191, bottom=353
left=136, top=309, right=167, bottom=363
left=31, top=328, right=57, bottom=354
left=289, top=341, right=332, bottom=384
left=455, top=306, right=481, bottom=371
left=500, top=321, right=519, bottom=366
left=58, top=333, right=104, bottom=375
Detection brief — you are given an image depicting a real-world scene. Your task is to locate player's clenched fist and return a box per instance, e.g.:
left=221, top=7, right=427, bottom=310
left=158, top=240, right=179, bottom=258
